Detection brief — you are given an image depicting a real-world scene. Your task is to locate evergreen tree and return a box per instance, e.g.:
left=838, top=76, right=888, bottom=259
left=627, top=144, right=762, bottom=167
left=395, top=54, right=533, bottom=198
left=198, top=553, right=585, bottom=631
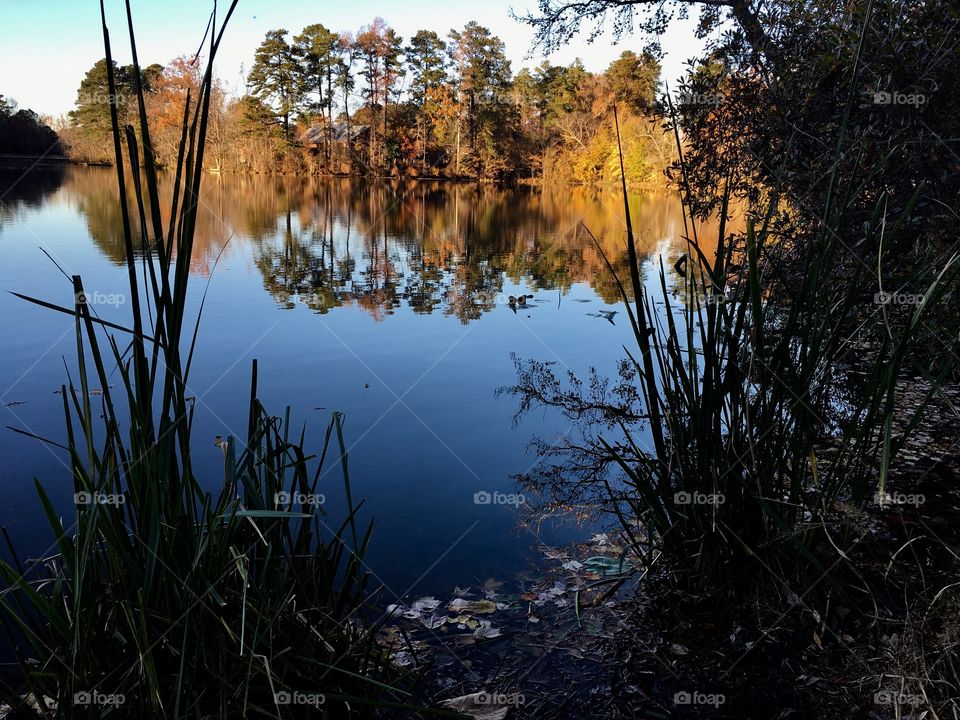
left=68, top=59, right=159, bottom=159
left=248, top=29, right=305, bottom=139
left=69, top=59, right=137, bottom=137
left=0, top=102, right=63, bottom=156
left=605, top=50, right=659, bottom=114
left=294, top=23, right=340, bottom=163
left=405, top=30, right=447, bottom=172
left=447, top=22, right=513, bottom=176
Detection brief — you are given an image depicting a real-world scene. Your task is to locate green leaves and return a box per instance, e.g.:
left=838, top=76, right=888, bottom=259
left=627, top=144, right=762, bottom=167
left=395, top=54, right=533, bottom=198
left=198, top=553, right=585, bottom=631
left=248, top=29, right=306, bottom=138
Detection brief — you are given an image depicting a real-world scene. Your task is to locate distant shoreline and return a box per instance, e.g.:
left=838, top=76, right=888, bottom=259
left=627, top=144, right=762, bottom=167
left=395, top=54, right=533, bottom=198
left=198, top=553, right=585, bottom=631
left=0, top=159, right=668, bottom=192
left=0, top=153, right=108, bottom=169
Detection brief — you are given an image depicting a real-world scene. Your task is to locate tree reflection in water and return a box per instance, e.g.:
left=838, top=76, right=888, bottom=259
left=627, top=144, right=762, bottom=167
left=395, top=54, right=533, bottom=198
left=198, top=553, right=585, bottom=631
left=56, top=167, right=716, bottom=323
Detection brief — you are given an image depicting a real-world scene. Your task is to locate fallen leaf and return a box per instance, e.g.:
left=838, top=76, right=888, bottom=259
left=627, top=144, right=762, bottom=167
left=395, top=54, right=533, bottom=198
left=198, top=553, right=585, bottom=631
left=474, top=619, right=503, bottom=639
left=411, top=596, right=441, bottom=613
left=391, top=650, right=415, bottom=668
left=448, top=598, right=497, bottom=614
left=438, top=692, right=509, bottom=720
left=420, top=615, right=446, bottom=629
left=583, top=555, right=632, bottom=576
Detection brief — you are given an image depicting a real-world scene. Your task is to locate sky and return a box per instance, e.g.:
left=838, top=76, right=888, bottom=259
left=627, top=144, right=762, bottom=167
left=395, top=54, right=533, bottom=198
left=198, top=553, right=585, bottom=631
left=0, top=0, right=707, bottom=119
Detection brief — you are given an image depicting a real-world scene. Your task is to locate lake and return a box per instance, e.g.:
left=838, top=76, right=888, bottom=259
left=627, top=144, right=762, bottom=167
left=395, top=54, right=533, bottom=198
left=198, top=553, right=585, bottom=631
left=0, top=165, right=699, bottom=597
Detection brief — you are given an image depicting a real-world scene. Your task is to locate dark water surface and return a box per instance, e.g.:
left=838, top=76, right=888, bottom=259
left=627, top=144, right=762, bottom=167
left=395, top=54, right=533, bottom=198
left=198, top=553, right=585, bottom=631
left=0, top=166, right=699, bottom=595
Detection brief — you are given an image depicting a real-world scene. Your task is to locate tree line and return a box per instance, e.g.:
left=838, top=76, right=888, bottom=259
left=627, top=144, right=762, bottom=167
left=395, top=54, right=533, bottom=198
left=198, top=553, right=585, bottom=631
left=60, top=18, right=671, bottom=184
left=0, top=95, right=64, bottom=157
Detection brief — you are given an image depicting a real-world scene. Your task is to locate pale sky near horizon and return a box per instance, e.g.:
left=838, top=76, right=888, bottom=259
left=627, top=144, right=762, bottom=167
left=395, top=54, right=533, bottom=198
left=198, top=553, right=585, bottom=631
left=0, top=0, right=707, bottom=119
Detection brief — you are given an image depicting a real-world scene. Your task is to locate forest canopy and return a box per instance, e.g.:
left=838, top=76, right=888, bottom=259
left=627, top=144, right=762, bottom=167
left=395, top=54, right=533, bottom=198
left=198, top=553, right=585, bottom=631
left=55, top=19, right=671, bottom=185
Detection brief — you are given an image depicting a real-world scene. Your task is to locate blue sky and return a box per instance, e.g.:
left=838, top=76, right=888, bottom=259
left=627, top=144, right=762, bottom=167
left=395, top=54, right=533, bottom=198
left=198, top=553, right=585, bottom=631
left=0, top=0, right=706, bottom=118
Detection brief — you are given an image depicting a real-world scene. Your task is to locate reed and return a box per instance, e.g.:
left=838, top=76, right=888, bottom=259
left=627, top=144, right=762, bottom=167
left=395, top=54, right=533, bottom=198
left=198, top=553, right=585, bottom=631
left=593, top=62, right=958, bottom=580
left=0, top=3, right=432, bottom=717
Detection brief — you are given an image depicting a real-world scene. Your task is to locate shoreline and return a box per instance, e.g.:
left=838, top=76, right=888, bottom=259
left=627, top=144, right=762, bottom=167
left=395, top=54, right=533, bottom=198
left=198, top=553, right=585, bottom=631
left=0, top=157, right=668, bottom=191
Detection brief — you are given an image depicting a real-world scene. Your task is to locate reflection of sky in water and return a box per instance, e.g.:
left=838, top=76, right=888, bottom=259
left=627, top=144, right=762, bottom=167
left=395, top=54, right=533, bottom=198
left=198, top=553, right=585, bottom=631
left=0, top=167, right=725, bottom=595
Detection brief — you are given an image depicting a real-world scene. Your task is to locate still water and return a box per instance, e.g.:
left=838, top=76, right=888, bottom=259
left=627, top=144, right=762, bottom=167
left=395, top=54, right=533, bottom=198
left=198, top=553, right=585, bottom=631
left=0, top=165, right=698, bottom=596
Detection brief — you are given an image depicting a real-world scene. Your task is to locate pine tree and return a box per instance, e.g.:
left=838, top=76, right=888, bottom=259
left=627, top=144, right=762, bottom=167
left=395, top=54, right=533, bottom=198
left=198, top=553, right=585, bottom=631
left=447, top=22, right=512, bottom=176
left=248, top=29, right=305, bottom=139
left=69, top=59, right=137, bottom=137
left=293, top=24, right=339, bottom=163
left=605, top=50, right=659, bottom=115
left=405, top=30, right=447, bottom=172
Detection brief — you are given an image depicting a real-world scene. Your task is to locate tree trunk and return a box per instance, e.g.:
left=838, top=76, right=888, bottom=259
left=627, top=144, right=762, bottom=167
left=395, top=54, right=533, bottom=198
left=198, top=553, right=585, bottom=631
left=344, top=86, right=352, bottom=173
left=368, top=78, right=376, bottom=170
left=729, top=0, right=776, bottom=68
left=326, top=66, right=334, bottom=171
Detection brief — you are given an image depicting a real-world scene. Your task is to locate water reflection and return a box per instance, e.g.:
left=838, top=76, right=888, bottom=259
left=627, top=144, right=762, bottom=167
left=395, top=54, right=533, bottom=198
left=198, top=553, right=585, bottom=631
left=0, top=165, right=738, bottom=593
left=0, top=166, right=66, bottom=232
left=50, top=168, right=732, bottom=323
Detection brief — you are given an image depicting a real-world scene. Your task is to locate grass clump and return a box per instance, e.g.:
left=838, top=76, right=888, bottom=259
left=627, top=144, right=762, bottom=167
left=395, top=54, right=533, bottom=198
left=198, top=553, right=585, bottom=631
left=599, top=74, right=957, bottom=578
left=509, top=52, right=957, bottom=586
left=0, top=3, right=431, bottom=717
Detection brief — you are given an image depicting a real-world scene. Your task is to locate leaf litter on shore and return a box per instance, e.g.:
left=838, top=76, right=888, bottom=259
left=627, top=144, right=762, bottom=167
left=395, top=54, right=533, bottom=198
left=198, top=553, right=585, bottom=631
left=376, top=529, right=641, bottom=716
